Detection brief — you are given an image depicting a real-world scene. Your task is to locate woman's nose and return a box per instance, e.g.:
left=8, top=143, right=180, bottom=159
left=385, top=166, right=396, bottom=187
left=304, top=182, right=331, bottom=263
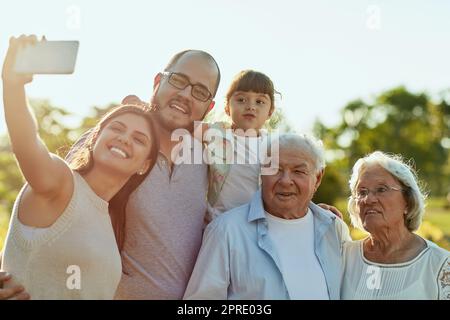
left=117, top=133, right=130, bottom=145
left=363, top=191, right=378, bottom=203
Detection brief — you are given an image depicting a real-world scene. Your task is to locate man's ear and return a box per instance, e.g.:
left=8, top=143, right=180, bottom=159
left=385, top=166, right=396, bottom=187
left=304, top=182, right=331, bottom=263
left=149, top=73, right=163, bottom=111
left=314, top=168, right=325, bottom=192
left=153, top=73, right=162, bottom=90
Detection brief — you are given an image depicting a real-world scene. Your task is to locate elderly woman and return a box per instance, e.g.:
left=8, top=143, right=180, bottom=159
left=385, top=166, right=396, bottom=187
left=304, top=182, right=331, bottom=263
left=341, top=151, right=450, bottom=300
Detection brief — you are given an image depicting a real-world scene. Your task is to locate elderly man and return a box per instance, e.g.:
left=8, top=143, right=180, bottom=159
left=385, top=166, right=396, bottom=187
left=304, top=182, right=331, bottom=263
left=184, top=133, right=351, bottom=300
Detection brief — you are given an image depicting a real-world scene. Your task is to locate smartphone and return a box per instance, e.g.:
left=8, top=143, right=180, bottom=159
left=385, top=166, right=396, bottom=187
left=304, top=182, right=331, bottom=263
left=14, top=40, right=79, bottom=74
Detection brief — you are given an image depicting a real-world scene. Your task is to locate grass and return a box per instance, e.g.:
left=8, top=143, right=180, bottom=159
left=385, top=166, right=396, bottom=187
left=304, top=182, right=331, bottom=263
left=425, top=211, right=450, bottom=233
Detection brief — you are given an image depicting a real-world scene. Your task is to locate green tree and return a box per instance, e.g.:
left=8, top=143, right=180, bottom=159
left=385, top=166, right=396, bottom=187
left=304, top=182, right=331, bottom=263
left=315, top=86, right=450, bottom=197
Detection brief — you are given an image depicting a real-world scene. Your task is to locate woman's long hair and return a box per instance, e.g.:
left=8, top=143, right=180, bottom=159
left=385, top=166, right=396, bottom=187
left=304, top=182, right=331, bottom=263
left=68, top=104, right=159, bottom=252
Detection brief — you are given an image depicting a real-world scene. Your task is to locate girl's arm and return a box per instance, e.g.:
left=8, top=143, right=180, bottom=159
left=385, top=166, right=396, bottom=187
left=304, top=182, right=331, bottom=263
left=2, top=35, right=71, bottom=198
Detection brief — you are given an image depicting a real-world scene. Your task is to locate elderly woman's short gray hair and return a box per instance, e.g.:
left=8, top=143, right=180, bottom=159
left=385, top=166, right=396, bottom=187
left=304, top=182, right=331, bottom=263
left=267, top=133, right=326, bottom=173
left=347, top=151, right=427, bottom=232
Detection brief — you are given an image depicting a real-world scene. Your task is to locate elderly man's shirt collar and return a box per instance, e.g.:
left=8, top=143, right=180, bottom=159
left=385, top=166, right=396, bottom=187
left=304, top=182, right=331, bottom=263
left=248, top=190, right=337, bottom=224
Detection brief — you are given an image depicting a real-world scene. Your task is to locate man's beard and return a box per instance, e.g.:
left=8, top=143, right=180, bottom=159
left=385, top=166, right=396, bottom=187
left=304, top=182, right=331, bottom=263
left=153, top=109, right=195, bottom=134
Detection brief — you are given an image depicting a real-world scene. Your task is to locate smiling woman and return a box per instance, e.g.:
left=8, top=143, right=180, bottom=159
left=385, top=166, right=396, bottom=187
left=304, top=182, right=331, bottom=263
left=68, top=105, right=159, bottom=252
left=0, top=35, right=159, bottom=300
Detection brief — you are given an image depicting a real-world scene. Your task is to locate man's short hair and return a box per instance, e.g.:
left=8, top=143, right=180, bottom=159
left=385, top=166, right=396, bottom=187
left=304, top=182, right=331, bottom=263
left=164, top=50, right=221, bottom=97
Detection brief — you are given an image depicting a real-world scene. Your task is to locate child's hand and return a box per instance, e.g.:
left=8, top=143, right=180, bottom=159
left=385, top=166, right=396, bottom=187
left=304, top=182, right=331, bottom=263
left=2, top=35, right=40, bottom=87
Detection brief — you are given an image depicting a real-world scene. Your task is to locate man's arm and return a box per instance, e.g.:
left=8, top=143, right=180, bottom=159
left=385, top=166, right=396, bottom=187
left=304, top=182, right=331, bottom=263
left=183, top=219, right=230, bottom=300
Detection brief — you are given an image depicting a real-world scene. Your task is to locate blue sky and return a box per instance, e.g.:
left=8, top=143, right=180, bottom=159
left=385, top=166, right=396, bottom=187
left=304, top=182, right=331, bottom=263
left=1, top=0, right=449, bottom=135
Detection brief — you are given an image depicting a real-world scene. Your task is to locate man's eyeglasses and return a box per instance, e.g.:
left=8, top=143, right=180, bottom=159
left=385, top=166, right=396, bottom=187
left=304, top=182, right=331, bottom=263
left=353, top=185, right=404, bottom=202
left=161, top=72, right=213, bottom=102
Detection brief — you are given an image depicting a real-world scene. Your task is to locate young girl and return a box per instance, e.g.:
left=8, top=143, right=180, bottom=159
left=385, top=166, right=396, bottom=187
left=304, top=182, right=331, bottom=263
left=0, top=35, right=159, bottom=299
left=203, top=70, right=278, bottom=221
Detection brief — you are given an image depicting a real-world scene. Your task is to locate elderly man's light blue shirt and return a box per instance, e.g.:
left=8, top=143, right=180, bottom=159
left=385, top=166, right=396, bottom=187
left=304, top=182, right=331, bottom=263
left=184, top=190, right=351, bottom=300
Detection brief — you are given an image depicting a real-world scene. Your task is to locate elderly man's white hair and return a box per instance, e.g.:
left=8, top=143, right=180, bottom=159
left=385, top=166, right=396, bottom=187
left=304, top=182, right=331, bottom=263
left=267, top=133, right=326, bottom=173
left=347, top=151, right=427, bottom=232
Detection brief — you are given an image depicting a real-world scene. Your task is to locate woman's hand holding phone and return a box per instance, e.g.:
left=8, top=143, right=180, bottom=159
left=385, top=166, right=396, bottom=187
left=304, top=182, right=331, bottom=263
left=2, top=35, right=40, bottom=87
